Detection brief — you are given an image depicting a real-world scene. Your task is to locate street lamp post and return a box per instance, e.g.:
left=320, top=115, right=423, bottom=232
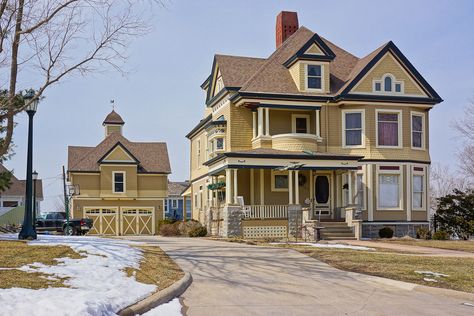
left=18, top=90, right=39, bottom=240
left=32, top=170, right=38, bottom=229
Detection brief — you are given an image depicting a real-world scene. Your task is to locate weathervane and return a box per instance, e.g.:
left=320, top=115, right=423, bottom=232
left=110, top=99, right=115, bottom=111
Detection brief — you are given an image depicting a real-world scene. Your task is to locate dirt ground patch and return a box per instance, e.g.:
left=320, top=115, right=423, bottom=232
left=0, top=240, right=82, bottom=289
left=125, top=246, right=184, bottom=291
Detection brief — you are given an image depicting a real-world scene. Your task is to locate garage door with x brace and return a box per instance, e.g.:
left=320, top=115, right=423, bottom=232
left=84, top=208, right=119, bottom=235
left=120, top=207, right=155, bottom=235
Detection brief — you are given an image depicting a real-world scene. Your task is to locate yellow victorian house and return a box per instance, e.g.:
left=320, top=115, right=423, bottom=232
left=186, top=11, right=442, bottom=239
left=68, top=110, right=170, bottom=236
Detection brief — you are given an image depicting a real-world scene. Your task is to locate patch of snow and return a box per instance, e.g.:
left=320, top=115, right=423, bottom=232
left=415, top=270, right=449, bottom=278
left=423, top=278, right=438, bottom=283
left=141, top=298, right=182, bottom=316
left=270, top=242, right=375, bottom=251
left=0, top=234, right=157, bottom=316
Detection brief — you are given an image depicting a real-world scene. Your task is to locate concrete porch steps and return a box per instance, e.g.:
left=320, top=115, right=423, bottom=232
left=319, top=221, right=356, bottom=240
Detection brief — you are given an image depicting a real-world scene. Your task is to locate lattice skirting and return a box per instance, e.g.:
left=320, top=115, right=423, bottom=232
left=243, top=226, right=287, bottom=239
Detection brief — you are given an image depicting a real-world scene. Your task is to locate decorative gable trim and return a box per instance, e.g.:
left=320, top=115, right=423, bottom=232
left=340, top=41, right=442, bottom=102
left=283, top=33, right=336, bottom=68
left=98, top=142, right=140, bottom=164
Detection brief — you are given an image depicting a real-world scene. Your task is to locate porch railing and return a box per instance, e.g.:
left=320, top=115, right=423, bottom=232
left=244, top=205, right=288, bottom=219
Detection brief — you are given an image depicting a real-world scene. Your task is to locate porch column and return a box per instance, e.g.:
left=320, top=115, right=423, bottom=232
left=225, top=169, right=232, bottom=204
left=252, top=111, right=257, bottom=139
left=294, top=170, right=300, bottom=205
left=233, top=169, right=238, bottom=204
left=250, top=169, right=255, bottom=205
left=260, top=169, right=265, bottom=205
left=315, top=110, right=321, bottom=138
left=265, top=107, right=270, bottom=136
left=347, top=171, right=352, bottom=204
left=289, top=170, right=294, bottom=205
left=257, top=107, right=263, bottom=137
left=183, top=196, right=187, bottom=221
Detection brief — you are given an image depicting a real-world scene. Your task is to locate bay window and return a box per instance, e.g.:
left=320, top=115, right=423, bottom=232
left=377, top=110, right=402, bottom=147
left=412, top=167, right=425, bottom=209
left=411, top=112, right=424, bottom=149
left=377, top=166, right=402, bottom=209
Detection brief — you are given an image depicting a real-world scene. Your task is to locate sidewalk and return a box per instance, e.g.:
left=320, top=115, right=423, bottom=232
left=328, top=240, right=474, bottom=258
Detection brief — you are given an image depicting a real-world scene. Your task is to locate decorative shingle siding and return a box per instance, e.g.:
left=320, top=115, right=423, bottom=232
left=229, top=105, right=253, bottom=151
left=352, top=53, right=425, bottom=95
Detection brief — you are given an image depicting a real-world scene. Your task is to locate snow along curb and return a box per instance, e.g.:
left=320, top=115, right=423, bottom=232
left=118, top=272, right=192, bottom=316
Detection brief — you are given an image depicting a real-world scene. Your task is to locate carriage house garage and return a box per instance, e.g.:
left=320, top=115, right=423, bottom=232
left=67, top=110, right=171, bottom=236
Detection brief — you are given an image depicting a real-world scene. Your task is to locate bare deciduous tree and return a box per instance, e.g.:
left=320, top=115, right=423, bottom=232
left=0, top=0, right=162, bottom=160
left=429, top=163, right=471, bottom=214
left=453, top=98, right=474, bottom=178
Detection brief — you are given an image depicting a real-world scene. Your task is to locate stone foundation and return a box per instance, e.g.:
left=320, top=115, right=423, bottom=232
left=221, top=205, right=244, bottom=237
left=288, top=204, right=303, bottom=238
left=362, top=222, right=429, bottom=239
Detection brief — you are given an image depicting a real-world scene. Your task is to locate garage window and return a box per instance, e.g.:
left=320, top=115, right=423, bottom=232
left=113, top=171, right=125, bottom=193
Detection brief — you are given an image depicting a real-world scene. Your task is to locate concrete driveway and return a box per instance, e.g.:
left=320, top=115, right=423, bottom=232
left=128, top=237, right=473, bottom=316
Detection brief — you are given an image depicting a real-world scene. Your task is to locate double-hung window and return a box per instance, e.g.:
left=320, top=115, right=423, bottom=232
left=411, top=112, right=424, bottom=149
left=292, top=114, right=310, bottom=134
left=378, top=166, right=402, bottom=209
left=343, top=110, right=364, bottom=147
left=113, top=171, right=125, bottom=193
left=412, top=167, right=425, bottom=209
left=307, top=64, right=322, bottom=90
left=377, top=110, right=401, bottom=147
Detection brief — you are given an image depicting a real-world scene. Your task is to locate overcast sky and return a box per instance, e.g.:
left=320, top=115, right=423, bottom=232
left=5, top=0, right=474, bottom=212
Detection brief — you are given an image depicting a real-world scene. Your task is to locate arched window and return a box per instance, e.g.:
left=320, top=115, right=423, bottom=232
left=384, top=76, right=392, bottom=91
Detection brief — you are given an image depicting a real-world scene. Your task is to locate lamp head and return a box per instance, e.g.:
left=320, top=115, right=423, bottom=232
left=24, top=89, right=39, bottom=113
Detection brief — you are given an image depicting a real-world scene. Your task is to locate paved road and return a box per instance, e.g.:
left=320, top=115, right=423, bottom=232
left=128, top=237, right=473, bottom=316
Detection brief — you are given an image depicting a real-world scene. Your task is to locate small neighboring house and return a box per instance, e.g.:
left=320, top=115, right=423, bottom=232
left=0, top=164, right=43, bottom=226
left=165, top=181, right=191, bottom=220
left=67, top=110, right=171, bottom=236
left=186, top=11, right=442, bottom=239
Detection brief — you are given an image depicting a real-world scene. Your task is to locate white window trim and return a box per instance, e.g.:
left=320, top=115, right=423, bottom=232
left=304, top=62, right=325, bottom=92
left=112, top=171, right=126, bottom=194
left=376, top=166, right=403, bottom=211
left=412, top=166, right=426, bottom=211
left=410, top=111, right=425, bottom=150
left=342, top=109, right=366, bottom=148
left=355, top=169, right=366, bottom=211
left=291, top=114, right=311, bottom=134
left=271, top=170, right=289, bottom=192
left=375, top=109, right=403, bottom=149
left=372, top=73, right=405, bottom=95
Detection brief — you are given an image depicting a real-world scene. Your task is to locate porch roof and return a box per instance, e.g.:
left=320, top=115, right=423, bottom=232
left=204, top=148, right=363, bottom=166
left=205, top=149, right=364, bottom=175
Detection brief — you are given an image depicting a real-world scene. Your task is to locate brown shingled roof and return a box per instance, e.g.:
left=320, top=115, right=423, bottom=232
left=103, top=110, right=125, bottom=125
left=212, top=26, right=392, bottom=97
left=168, top=181, right=189, bottom=196
left=0, top=164, right=43, bottom=199
left=68, top=132, right=171, bottom=173
left=215, top=55, right=266, bottom=88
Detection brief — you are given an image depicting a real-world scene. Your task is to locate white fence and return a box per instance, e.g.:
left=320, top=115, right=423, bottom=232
left=244, top=205, right=288, bottom=219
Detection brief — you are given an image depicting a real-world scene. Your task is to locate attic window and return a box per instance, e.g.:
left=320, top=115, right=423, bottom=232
left=373, top=74, right=404, bottom=94
left=307, top=64, right=322, bottom=90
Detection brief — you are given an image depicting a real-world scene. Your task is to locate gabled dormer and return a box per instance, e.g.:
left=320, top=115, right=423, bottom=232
left=284, top=33, right=336, bottom=93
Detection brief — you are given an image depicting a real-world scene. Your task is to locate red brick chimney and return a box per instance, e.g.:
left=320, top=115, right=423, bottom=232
left=276, top=11, right=299, bottom=49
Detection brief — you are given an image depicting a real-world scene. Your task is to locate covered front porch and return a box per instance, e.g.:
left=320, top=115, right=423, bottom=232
left=204, top=150, right=364, bottom=238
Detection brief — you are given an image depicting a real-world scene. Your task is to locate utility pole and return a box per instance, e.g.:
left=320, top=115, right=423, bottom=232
left=62, top=166, right=70, bottom=230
